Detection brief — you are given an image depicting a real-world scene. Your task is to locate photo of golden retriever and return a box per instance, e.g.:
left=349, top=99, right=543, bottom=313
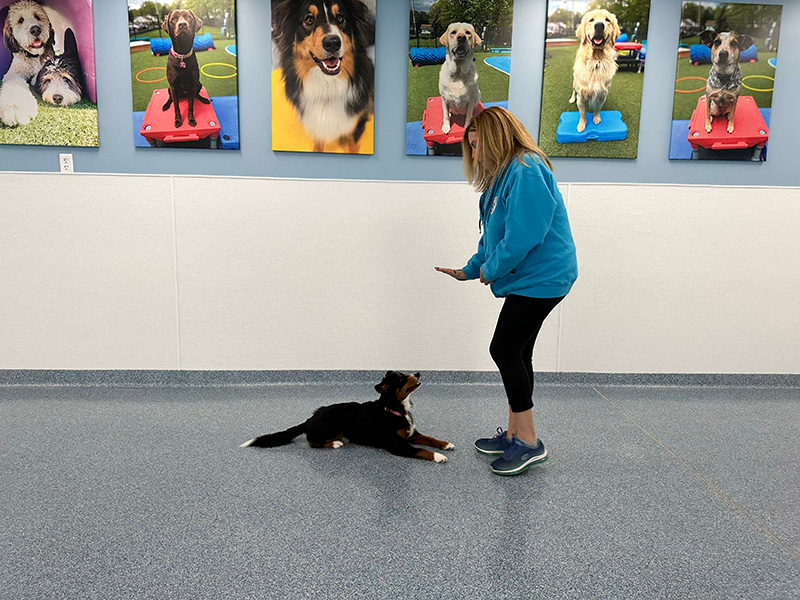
left=569, top=8, right=620, bottom=133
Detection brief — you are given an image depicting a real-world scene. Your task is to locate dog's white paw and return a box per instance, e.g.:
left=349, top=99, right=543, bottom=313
left=331, top=440, right=344, bottom=449
left=577, top=121, right=586, bottom=133
left=727, top=124, right=735, bottom=134
left=0, top=83, right=38, bottom=127
left=442, top=122, right=451, bottom=134
left=593, top=114, right=602, bottom=125
left=433, top=452, right=447, bottom=463
left=443, top=443, right=455, bottom=451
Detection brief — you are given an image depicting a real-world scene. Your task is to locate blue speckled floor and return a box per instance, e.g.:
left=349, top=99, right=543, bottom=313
left=1, top=377, right=798, bottom=599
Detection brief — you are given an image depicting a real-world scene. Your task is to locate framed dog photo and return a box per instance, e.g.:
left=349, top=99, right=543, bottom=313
left=538, top=0, right=651, bottom=159
left=405, top=0, right=515, bottom=156
left=271, top=0, right=376, bottom=155
left=0, top=0, right=98, bottom=147
left=129, top=0, right=240, bottom=150
left=668, top=2, right=781, bottom=162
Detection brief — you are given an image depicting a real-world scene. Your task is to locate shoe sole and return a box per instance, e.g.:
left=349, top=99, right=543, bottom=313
left=491, top=451, right=548, bottom=476
left=474, top=444, right=506, bottom=456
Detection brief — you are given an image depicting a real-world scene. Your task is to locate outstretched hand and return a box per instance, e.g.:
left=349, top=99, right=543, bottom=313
left=434, top=267, right=467, bottom=280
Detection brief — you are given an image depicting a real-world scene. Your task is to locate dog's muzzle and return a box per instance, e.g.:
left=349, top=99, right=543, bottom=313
left=591, top=24, right=606, bottom=47
left=453, top=42, right=470, bottom=58
left=311, top=51, right=342, bottom=76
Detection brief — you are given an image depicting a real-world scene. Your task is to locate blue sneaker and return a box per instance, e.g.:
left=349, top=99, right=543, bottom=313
left=474, top=427, right=512, bottom=455
left=490, top=435, right=548, bottom=476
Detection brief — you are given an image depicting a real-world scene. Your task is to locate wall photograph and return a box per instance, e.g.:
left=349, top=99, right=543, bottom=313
left=129, top=0, right=239, bottom=150
left=271, top=0, right=376, bottom=155
left=669, top=1, right=781, bottom=162
left=0, top=0, right=98, bottom=147
left=538, top=0, right=651, bottom=160
left=406, top=0, right=514, bottom=157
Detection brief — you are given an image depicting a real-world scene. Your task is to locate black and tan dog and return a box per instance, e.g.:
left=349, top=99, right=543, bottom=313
left=700, top=29, right=754, bottom=134
left=161, top=9, right=209, bottom=128
left=271, top=0, right=374, bottom=153
left=240, top=371, right=454, bottom=463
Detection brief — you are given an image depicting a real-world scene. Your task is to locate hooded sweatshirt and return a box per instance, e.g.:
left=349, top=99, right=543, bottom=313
left=461, top=153, right=578, bottom=298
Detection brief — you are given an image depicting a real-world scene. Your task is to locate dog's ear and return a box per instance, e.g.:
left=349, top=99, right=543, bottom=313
left=3, top=16, right=22, bottom=54
left=162, top=11, right=172, bottom=34
left=736, top=34, right=754, bottom=52
left=46, top=23, right=55, bottom=49
left=699, top=29, right=717, bottom=48
left=471, top=27, right=482, bottom=48
left=575, top=17, right=586, bottom=43
left=190, top=11, right=203, bottom=32
left=611, top=17, right=621, bottom=44
left=439, top=28, right=449, bottom=47
left=271, top=0, right=291, bottom=44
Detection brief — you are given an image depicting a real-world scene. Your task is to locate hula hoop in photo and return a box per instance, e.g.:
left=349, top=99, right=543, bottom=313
left=136, top=67, right=167, bottom=83
left=741, top=75, right=774, bottom=92
left=675, top=76, right=706, bottom=94
left=201, top=63, right=238, bottom=79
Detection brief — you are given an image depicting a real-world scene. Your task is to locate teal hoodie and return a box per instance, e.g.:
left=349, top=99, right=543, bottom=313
left=461, top=153, right=578, bottom=299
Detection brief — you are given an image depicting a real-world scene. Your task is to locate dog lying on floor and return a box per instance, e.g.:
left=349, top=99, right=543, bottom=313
left=240, top=371, right=454, bottom=463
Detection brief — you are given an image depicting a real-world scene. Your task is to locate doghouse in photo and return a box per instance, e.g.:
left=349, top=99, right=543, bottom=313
left=0, top=0, right=98, bottom=147
left=669, top=1, right=782, bottom=162
left=406, top=0, right=515, bottom=157
left=538, top=0, right=652, bottom=160
left=129, top=0, right=240, bottom=150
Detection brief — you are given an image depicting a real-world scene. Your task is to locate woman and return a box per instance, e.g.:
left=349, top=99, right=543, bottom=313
left=435, top=107, right=577, bottom=476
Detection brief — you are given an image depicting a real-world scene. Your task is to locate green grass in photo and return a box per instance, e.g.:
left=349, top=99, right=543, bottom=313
left=0, top=98, right=98, bottom=147
left=129, top=31, right=237, bottom=112
left=406, top=51, right=510, bottom=123
left=538, top=45, right=642, bottom=159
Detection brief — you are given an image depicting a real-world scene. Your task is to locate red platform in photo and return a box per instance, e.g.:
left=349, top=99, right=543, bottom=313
left=422, top=96, right=485, bottom=147
left=614, top=42, right=643, bottom=52
left=140, top=88, right=221, bottom=144
left=687, top=95, right=769, bottom=151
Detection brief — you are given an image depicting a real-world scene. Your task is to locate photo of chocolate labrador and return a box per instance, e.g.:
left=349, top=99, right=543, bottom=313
left=161, top=9, right=210, bottom=128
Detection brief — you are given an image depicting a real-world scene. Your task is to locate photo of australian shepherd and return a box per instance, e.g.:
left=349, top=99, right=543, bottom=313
left=271, top=0, right=374, bottom=153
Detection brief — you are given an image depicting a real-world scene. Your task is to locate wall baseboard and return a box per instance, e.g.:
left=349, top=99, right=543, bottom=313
left=1, top=370, right=798, bottom=389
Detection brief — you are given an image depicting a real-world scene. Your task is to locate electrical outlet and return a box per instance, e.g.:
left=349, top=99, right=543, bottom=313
left=59, top=153, right=73, bottom=173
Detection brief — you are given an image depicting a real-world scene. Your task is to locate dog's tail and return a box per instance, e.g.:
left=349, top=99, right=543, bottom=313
left=239, top=421, right=308, bottom=448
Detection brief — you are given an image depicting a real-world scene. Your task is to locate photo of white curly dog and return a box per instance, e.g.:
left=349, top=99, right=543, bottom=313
left=0, top=0, right=55, bottom=127
left=0, top=0, right=97, bottom=146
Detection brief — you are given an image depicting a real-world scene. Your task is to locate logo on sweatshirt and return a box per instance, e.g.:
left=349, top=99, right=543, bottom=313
left=490, top=197, right=498, bottom=214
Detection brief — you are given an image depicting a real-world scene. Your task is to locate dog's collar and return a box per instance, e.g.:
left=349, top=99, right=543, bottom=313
left=384, top=407, right=404, bottom=417
left=170, top=47, right=194, bottom=67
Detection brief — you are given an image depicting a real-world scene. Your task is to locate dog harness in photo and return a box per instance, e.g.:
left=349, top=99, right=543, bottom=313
left=707, top=67, right=742, bottom=91
left=170, top=47, right=194, bottom=69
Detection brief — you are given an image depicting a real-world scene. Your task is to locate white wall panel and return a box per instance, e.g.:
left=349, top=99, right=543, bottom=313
left=0, top=174, right=180, bottom=368
left=1, top=174, right=797, bottom=374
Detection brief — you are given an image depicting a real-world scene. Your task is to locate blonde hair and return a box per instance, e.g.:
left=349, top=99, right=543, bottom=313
left=462, top=106, right=553, bottom=193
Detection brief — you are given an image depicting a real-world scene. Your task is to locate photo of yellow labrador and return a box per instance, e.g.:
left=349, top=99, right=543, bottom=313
left=569, top=9, right=620, bottom=132
left=438, top=22, right=481, bottom=135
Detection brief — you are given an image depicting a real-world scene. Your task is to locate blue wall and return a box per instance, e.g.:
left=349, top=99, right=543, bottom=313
left=0, top=0, right=797, bottom=186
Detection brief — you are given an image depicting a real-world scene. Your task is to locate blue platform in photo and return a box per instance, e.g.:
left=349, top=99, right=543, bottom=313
left=556, top=111, right=628, bottom=143
left=484, top=56, right=511, bottom=75
left=133, top=95, right=239, bottom=150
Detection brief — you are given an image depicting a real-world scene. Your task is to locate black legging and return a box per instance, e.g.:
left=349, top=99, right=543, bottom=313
left=489, top=294, right=565, bottom=413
